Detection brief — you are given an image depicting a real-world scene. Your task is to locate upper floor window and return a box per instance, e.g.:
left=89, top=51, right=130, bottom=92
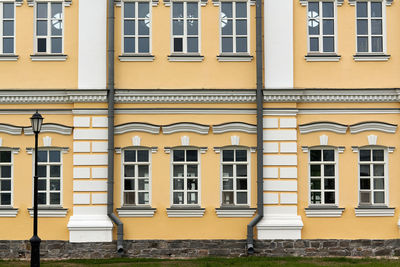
left=356, top=1, right=384, bottom=53
left=171, top=2, right=199, bottom=53
left=220, top=1, right=249, bottom=54
left=123, top=149, right=151, bottom=205
left=307, top=1, right=336, bottom=53
left=0, top=151, right=12, bottom=206
left=122, top=1, right=151, bottom=54
left=35, top=2, right=63, bottom=54
left=37, top=150, right=62, bottom=206
left=0, top=2, right=14, bottom=54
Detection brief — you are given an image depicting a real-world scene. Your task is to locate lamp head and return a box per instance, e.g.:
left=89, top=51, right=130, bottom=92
left=30, top=110, right=43, bottom=134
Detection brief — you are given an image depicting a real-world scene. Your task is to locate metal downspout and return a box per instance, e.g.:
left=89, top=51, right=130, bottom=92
left=246, top=0, right=263, bottom=254
left=107, top=0, right=124, bottom=253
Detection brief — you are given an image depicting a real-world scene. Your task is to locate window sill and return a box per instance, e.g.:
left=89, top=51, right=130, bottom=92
left=353, top=54, right=390, bottom=62
left=119, top=54, right=155, bottom=62
left=28, top=207, right=68, bottom=217
left=0, top=207, right=19, bottom=217
left=166, top=207, right=205, bottom=217
left=217, top=54, right=253, bottom=62
left=30, top=54, right=68, bottom=61
left=0, top=54, right=19, bottom=61
left=168, top=54, right=204, bottom=62
left=355, top=206, right=395, bottom=217
left=215, top=207, right=256, bottom=217
left=305, top=54, right=341, bottom=62
left=116, top=206, right=156, bottom=217
left=305, top=206, right=345, bottom=217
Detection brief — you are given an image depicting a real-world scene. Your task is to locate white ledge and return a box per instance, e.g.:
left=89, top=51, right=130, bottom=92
left=305, top=54, right=341, bottom=62
left=299, top=122, right=348, bottom=134
left=348, top=0, right=392, bottom=6
left=350, top=122, right=397, bottom=134
left=355, top=208, right=395, bottom=217
left=0, top=124, right=23, bottom=135
left=353, top=54, right=390, bottom=62
left=168, top=55, right=204, bottom=62
left=213, top=122, right=256, bottom=134
left=0, top=208, right=18, bottom=217
left=119, top=55, right=155, bottom=62
left=166, top=208, right=205, bottom=217
left=115, top=123, right=160, bottom=134
left=24, top=123, right=73, bottom=135
left=30, top=54, right=68, bottom=61
left=300, top=0, right=343, bottom=6
left=305, top=207, right=344, bottom=217
left=217, top=55, right=253, bottom=62
left=28, top=208, right=68, bottom=217
left=162, top=123, right=210, bottom=135
left=28, top=0, right=71, bottom=7
left=0, top=55, right=18, bottom=61
left=215, top=208, right=256, bottom=217
left=117, top=207, right=156, bottom=217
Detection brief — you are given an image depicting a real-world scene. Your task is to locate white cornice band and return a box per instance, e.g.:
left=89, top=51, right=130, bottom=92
left=349, top=122, right=397, bottom=134
left=162, top=123, right=210, bottom=135
left=24, top=124, right=73, bottom=135
left=115, top=123, right=160, bottom=134
left=213, top=122, right=257, bottom=134
left=299, top=122, right=348, bottom=134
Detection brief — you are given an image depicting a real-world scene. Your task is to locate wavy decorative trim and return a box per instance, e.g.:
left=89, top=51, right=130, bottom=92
left=24, top=123, right=73, bottom=135
left=0, top=124, right=23, bottom=135
left=115, top=123, right=160, bottom=134
left=162, top=123, right=210, bottom=135
left=299, top=122, right=348, bottom=134
left=350, top=122, right=397, bottom=134
left=212, top=122, right=256, bottom=134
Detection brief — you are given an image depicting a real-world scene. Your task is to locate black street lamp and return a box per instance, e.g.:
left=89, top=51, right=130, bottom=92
left=30, top=110, right=43, bottom=267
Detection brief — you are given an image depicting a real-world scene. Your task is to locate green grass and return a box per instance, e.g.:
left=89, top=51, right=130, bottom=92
left=1, top=257, right=400, bottom=267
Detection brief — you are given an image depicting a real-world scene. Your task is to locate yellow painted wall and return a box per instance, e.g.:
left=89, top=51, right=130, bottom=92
left=294, top=1, right=400, bottom=88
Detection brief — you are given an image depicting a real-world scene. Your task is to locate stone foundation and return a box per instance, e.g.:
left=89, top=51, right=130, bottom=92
left=1, top=239, right=400, bottom=260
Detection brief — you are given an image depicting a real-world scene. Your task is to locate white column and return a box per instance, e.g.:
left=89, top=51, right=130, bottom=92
left=264, top=0, right=294, bottom=89
left=78, top=0, right=107, bottom=89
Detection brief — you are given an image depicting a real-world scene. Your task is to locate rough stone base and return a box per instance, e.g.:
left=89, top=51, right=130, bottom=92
left=1, top=239, right=400, bottom=259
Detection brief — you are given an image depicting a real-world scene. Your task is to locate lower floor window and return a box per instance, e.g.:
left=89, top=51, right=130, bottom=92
left=37, top=150, right=61, bottom=206
left=0, top=151, right=12, bottom=206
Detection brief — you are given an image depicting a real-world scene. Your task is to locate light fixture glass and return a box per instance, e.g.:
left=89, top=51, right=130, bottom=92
left=30, top=111, right=44, bottom=133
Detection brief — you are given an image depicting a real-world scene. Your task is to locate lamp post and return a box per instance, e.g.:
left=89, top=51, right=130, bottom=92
left=30, top=111, right=43, bottom=267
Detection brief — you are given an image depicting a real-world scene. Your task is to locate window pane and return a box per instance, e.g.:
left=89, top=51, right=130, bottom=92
left=236, top=20, right=247, bottom=35
left=323, top=19, right=334, bottom=35
left=138, top=2, right=149, bottom=18
left=1, top=180, right=10, bottom=191
left=38, top=165, right=46, bottom=178
left=374, top=178, right=384, bottom=190
left=360, top=178, right=370, bottom=189
left=3, top=3, right=14, bottom=19
left=187, top=20, right=198, bottom=35
left=373, top=150, right=384, bottom=161
left=323, top=37, right=334, bottom=53
left=310, top=165, right=321, bottom=177
left=50, top=179, right=60, bottom=191
left=124, top=179, right=135, bottom=190
left=124, top=3, right=135, bottom=18
left=138, top=20, right=149, bottom=35
left=223, top=165, right=233, bottom=177
left=38, top=179, right=46, bottom=190
left=322, top=2, right=334, bottom=17
left=37, top=21, right=47, bottom=36
left=138, top=192, right=149, bottom=204
left=124, top=20, right=135, bottom=35
left=187, top=2, right=198, bottom=18
left=50, top=166, right=60, bottom=177
left=308, top=20, right=319, bottom=35
left=51, top=3, right=62, bottom=18
left=360, top=165, right=370, bottom=176
left=124, top=192, right=135, bottom=204
left=236, top=179, right=247, bottom=190
left=0, top=151, right=11, bottom=163
left=173, top=179, right=184, bottom=190
left=49, top=151, right=60, bottom=162
left=236, top=2, right=246, bottom=18
left=371, top=19, right=382, bottom=35
left=1, top=166, right=10, bottom=178
left=371, top=2, right=382, bottom=17
left=359, top=150, right=370, bottom=161
left=357, top=37, right=368, bottom=52
left=173, top=3, right=183, bottom=18
left=138, top=178, right=149, bottom=190
left=124, top=37, right=135, bottom=53
left=138, top=38, right=149, bottom=53
left=357, top=19, right=368, bottom=35
left=187, top=179, right=197, bottom=190
left=137, top=150, right=149, bottom=162
left=37, top=3, right=48, bottom=18
left=237, top=192, right=247, bottom=204
left=374, top=191, right=384, bottom=204
left=373, top=164, right=384, bottom=176
left=173, top=20, right=183, bottom=35
left=138, top=165, right=149, bottom=177
left=236, top=150, right=247, bottom=162
left=324, top=178, right=335, bottom=190
left=310, top=178, right=321, bottom=190
left=310, top=150, right=322, bottom=162
left=223, top=150, right=234, bottom=162
left=3, top=38, right=13, bottom=53
left=38, top=193, right=46, bottom=205
left=125, top=150, right=136, bottom=162
left=357, top=2, right=367, bottom=17
left=324, top=164, right=335, bottom=176
left=124, top=165, right=135, bottom=177
left=186, top=150, right=198, bottom=162
left=173, top=165, right=184, bottom=177
left=173, top=192, right=184, bottom=204
left=325, top=192, right=335, bottom=204
left=222, top=192, right=234, bottom=205
left=49, top=192, right=60, bottom=204
left=237, top=165, right=247, bottom=177
left=1, top=193, right=11, bottom=205
left=51, top=20, right=62, bottom=35
left=173, top=150, right=184, bottom=162
left=223, top=178, right=233, bottom=190
left=187, top=165, right=198, bottom=177
left=309, top=38, right=319, bottom=52
left=187, top=192, right=198, bottom=204
left=222, top=19, right=232, bottom=35
left=173, top=38, right=183, bottom=52
left=311, top=192, right=321, bottom=204
left=3, top=21, right=13, bottom=37
left=236, top=37, right=247, bottom=52
left=187, top=37, right=198, bottom=53
left=221, top=2, right=232, bottom=18
left=308, top=2, right=319, bottom=15
left=222, top=37, right=233, bottom=53
left=371, top=36, right=382, bottom=52
left=323, top=150, right=334, bottom=161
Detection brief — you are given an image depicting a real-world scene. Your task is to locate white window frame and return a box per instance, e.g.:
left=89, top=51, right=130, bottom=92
left=0, top=150, right=13, bottom=207
left=220, top=148, right=250, bottom=206
left=357, top=146, right=389, bottom=206
left=355, top=0, right=386, bottom=54
left=308, top=147, right=339, bottom=206
left=122, top=1, right=152, bottom=54
left=170, top=148, right=201, bottom=206
left=121, top=148, right=152, bottom=206
left=219, top=0, right=250, bottom=54
left=34, top=1, right=64, bottom=54
left=307, top=1, right=337, bottom=54
left=0, top=2, right=15, bottom=54
left=170, top=1, right=201, bottom=54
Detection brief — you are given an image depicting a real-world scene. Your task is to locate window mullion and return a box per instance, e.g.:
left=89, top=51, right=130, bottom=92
left=135, top=2, right=138, bottom=53
left=368, top=2, right=371, bottom=53
left=319, top=1, right=323, bottom=53
left=0, top=4, right=3, bottom=53
left=233, top=2, right=236, bottom=53
left=183, top=2, right=187, bottom=53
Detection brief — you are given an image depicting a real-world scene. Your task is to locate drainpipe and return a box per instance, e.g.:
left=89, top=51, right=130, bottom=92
left=246, top=0, right=263, bottom=254
left=107, top=0, right=124, bottom=254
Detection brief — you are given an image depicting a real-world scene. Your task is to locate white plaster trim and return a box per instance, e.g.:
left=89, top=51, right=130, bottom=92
left=299, top=122, right=347, bottom=134
left=162, top=123, right=209, bottom=135
left=118, top=55, right=155, bottom=62
left=348, top=0, right=393, bottom=6
left=28, top=208, right=68, bottom=217
left=320, top=135, right=328, bottom=146
left=302, top=146, right=344, bottom=153
left=116, top=208, right=156, bottom=217
left=368, top=135, right=378, bottom=145
left=305, top=208, right=344, bottom=217
left=168, top=55, right=204, bottom=62
left=353, top=54, right=390, bottom=62
left=350, top=122, right=397, bottom=134
left=355, top=208, right=395, bottom=217
left=305, top=54, right=341, bottom=62
left=30, top=55, right=68, bottom=61
left=212, top=122, right=256, bottom=134
left=67, top=215, right=113, bottom=242
left=115, top=0, right=159, bottom=7
left=217, top=55, right=253, bottom=62
left=26, top=147, right=69, bottom=154
left=28, top=0, right=72, bottom=7
left=0, top=55, right=18, bottom=61
left=0, top=124, right=22, bottom=135
left=0, top=208, right=18, bottom=217
left=215, top=208, right=256, bottom=217
left=257, top=215, right=304, bottom=239
left=114, top=123, right=160, bottom=134
left=24, top=124, right=73, bottom=135
left=166, top=208, right=205, bottom=217
left=300, top=0, right=343, bottom=6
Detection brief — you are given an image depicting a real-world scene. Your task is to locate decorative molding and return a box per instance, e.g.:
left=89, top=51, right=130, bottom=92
left=164, top=146, right=207, bottom=154
left=166, top=208, right=205, bottom=217
left=116, top=207, right=156, bottom=217
left=24, top=123, right=73, bottom=135
left=115, top=0, right=159, bottom=7
left=0, top=124, right=22, bottom=135
left=352, top=146, right=395, bottom=153
left=0, top=55, right=18, bottom=61
left=320, top=135, right=328, bottom=146
left=300, top=0, right=343, bottom=6
left=349, top=122, right=397, bottom=134
left=353, top=54, right=390, bottom=61
left=215, top=208, right=256, bottom=217
left=212, top=0, right=254, bottom=6
left=119, top=55, right=155, bottom=61
left=0, top=208, right=18, bottom=217
left=348, top=0, right=393, bottom=6
left=355, top=207, right=395, bottom=217
left=302, top=145, right=345, bottom=153
left=43, top=136, right=52, bottom=147
left=305, top=207, right=345, bottom=217
left=30, top=54, right=68, bottom=61
left=132, top=136, right=141, bottom=146
left=231, top=136, right=240, bottom=146
left=212, top=122, right=257, bottom=134
left=28, top=0, right=71, bottom=7
left=167, top=55, right=205, bottom=62
left=368, top=135, right=377, bottom=145
left=162, top=123, right=210, bottom=135
left=114, top=123, right=160, bottom=135
left=305, top=54, right=341, bottom=62
left=28, top=208, right=68, bottom=217
left=115, top=146, right=158, bottom=154
left=217, top=55, right=253, bottom=62
left=15, top=0, right=23, bottom=6
left=299, top=122, right=348, bottom=134
left=181, top=136, right=190, bottom=146
left=163, top=0, right=207, bottom=6
left=26, top=147, right=69, bottom=154
left=214, top=145, right=256, bottom=154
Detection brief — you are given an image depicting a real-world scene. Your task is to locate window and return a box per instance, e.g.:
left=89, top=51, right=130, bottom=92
left=307, top=1, right=335, bottom=53
left=220, top=1, right=248, bottom=53
left=359, top=148, right=386, bottom=205
left=221, top=148, right=249, bottom=205
left=122, top=149, right=151, bottom=205
left=122, top=1, right=151, bottom=54
left=171, top=2, right=199, bottom=53
left=37, top=150, right=61, bottom=206
left=356, top=1, right=384, bottom=53
left=0, top=2, right=14, bottom=54
left=0, top=151, right=12, bottom=206
left=171, top=149, right=199, bottom=205
left=35, top=2, right=63, bottom=54
left=309, top=149, right=337, bottom=205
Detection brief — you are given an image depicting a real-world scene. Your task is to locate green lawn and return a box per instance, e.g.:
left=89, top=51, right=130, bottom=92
left=1, top=257, right=400, bottom=267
